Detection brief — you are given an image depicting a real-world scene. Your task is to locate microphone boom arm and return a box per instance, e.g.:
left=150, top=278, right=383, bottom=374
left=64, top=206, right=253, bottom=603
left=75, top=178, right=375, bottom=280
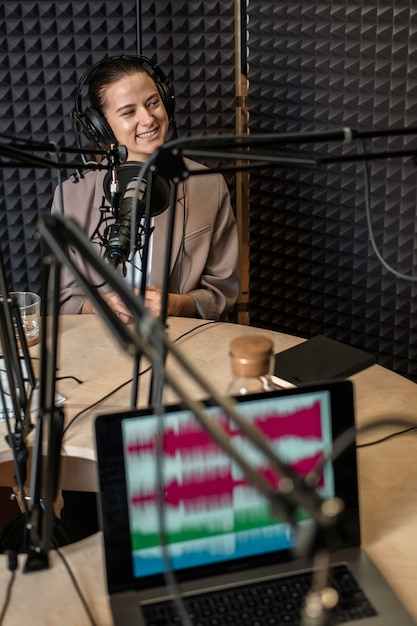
left=38, top=213, right=339, bottom=530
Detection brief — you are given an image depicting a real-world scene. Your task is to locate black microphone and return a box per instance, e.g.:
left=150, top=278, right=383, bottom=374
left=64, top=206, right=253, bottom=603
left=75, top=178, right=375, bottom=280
left=104, top=175, right=147, bottom=267
left=103, top=162, right=170, bottom=268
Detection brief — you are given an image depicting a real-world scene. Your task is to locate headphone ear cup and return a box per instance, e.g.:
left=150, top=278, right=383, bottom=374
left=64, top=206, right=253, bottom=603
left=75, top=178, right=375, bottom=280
left=82, top=106, right=117, bottom=147
left=156, top=82, right=175, bottom=120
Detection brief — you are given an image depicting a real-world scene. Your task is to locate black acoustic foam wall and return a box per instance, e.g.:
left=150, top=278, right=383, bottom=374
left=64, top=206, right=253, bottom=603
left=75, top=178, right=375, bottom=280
left=0, top=1, right=138, bottom=295
left=247, top=1, right=417, bottom=381
left=1, top=0, right=235, bottom=296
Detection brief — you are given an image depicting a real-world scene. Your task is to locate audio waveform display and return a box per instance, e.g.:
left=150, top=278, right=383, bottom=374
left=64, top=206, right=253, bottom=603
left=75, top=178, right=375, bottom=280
left=126, top=400, right=323, bottom=459
left=130, top=453, right=323, bottom=510
left=122, top=391, right=335, bottom=578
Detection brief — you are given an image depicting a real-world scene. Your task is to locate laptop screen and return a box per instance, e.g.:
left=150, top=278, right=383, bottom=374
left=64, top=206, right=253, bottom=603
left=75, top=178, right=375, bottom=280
left=95, top=380, right=360, bottom=595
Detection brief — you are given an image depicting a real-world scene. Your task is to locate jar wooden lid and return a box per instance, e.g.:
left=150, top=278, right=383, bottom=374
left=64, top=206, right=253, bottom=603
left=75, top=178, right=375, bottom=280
left=229, top=335, right=273, bottom=377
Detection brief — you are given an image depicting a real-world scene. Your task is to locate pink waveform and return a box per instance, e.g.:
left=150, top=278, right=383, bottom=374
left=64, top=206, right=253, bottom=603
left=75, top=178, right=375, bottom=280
left=126, top=401, right=323, bottom=459
left=130, top=451, right=324, bottom=509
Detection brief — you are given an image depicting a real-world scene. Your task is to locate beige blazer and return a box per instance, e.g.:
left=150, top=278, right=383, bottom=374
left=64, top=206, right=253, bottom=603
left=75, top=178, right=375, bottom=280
left=50, top=158, right=239, bottom=320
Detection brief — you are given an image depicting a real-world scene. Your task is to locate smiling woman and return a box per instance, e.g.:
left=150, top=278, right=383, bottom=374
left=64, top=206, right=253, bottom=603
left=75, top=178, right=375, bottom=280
left=51, top=55, right=239, bottom=323
left=101, top=72, right=169, bottom=163
left=50, top=55, right=240, bottom=543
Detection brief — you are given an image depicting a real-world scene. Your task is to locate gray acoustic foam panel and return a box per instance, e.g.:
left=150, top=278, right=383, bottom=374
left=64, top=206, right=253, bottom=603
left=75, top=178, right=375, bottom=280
left=139, top=1, right=236, bottom=193
left=1, top=1, right=235, bottom=296
left=140, top=2, right=236, bottom=134
left=0, top=1, right=137, bottom=295
left=247, top=1, right=417, bottom=381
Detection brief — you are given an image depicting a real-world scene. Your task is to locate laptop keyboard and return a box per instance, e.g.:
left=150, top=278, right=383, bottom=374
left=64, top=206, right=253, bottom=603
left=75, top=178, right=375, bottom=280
left=142, top=564, right=377, bottom=625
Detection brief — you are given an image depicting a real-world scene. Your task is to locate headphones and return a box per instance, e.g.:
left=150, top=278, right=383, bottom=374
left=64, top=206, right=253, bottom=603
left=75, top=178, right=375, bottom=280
left=72, top=54, right=176, bottom=149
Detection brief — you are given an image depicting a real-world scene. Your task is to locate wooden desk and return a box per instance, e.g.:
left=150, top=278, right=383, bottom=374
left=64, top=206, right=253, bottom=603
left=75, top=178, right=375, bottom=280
left=0, top=315, right=308, bottom=491
left=1, top=315, right=417, bottom=624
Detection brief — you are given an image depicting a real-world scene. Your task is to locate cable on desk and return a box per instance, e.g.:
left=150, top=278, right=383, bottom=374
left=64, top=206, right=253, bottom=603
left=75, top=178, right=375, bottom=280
left=356, top=425, right=417, bottom=448
left=306, top=417, right=417, bottom=487
left=56, top=374, right=84, bottom=385
left=55, top=546, right=98, bottom=626
left=61, top=321, right=219, bottom=437
left=61, top=376, right=137, bottom=437
left=0, top=554, right=17, bottom=626
left=167, top=319, right=218, bottom=342
left=344, top=417, right=417, bottom=459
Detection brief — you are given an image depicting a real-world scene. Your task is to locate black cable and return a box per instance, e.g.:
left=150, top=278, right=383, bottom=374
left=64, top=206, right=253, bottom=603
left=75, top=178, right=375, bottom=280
left=61, top=377, right=135, bottom=436
left=29, top=356, right=84, bottom=386
left=361, top=137, right=417, bottom=282
left=1, top=386, right=31, bottom=518
left=356, top=425, right=417, bottom=448
left=0, top=558, right=16, bottom=626
left=349, top=417, right=417, bottom=459
left=61, top=320, right=218, bottom=436
left=169, top=319, right=218, bottom=342
left=135, top=0, right=142, bottom=56
left=56, top=375, right=84, bottom=385
left=55, top=546, right=98, bottom=626
left=306, top=417, right=417, bottom=488
left=176, top=181, right=188, bottom=294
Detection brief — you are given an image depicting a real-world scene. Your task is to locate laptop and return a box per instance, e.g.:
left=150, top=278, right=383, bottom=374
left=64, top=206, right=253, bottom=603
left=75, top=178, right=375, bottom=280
left=94, top=380, right=416, bottom=625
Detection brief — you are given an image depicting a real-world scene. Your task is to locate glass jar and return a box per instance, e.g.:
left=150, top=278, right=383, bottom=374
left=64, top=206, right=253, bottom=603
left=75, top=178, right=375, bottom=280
left=227, top=334, right=277, bottom=396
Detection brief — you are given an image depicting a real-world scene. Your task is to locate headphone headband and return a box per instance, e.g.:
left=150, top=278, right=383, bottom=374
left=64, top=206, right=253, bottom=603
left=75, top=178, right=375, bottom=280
left=72, top=54, right=176, bottom=149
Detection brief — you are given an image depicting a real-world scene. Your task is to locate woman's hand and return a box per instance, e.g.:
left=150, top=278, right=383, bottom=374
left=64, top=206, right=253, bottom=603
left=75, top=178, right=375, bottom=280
left=144, top=286, right=196, bottom=318
left=81, top=286, right=196, bottom=322
left=143, top=285, right=163, bottom=318
left=81, top=291, right=133, bottom=324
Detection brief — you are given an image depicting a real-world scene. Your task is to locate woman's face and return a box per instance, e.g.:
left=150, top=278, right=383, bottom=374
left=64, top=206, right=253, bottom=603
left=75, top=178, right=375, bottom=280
left=102, top=71, right=169, bottom=162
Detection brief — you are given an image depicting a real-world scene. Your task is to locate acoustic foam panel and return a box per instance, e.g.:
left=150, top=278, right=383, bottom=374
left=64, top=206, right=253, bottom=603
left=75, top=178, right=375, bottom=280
left=247, top=1, right=417, bottom=381
left=1, top=0, right=235, bottom=297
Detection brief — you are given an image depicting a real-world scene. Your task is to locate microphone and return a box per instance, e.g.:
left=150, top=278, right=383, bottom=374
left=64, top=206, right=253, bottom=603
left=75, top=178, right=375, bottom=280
left=104, top=175, right=147, bottom=267
left=103, top=162, right=170, bottom=268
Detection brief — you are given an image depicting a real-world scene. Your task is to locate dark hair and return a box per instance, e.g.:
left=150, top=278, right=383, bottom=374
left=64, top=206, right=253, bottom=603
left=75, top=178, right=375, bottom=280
left=88, top=57, right=150, bottom=114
